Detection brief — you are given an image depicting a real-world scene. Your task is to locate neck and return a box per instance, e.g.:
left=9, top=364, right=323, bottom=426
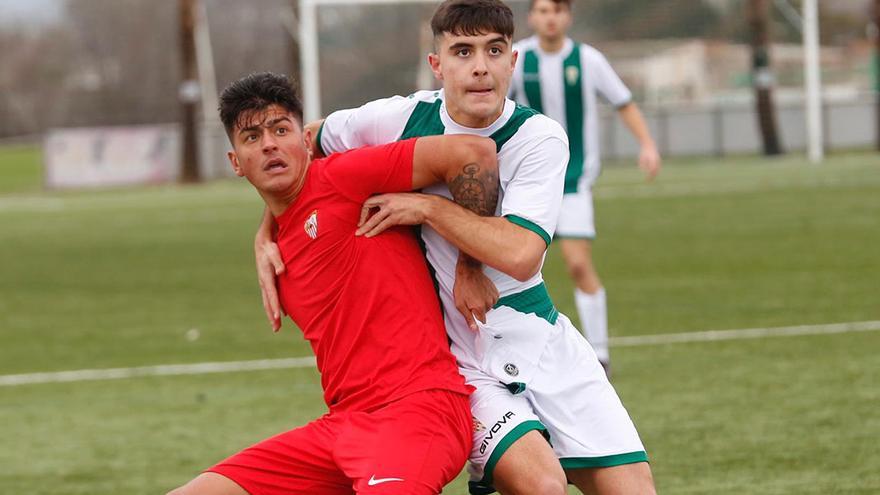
left=446, top=101, right=505, bottom=129
left=262, top=162, right=310, bottom=217
left=539, top=35, right=565, bottom=53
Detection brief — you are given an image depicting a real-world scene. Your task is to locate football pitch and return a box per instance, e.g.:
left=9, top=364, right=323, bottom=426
left=1, top=146, right=878, bottom=494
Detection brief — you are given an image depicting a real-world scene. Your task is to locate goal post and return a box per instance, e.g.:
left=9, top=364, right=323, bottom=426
left=298, top=0, right=526, bottom=123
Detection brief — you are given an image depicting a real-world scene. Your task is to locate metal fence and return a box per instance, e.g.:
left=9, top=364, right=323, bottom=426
left=602, top=94, right=878, bottom=159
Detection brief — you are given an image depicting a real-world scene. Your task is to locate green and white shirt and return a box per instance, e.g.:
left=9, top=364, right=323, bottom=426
left=318, top=90, right=569, bottom=364
left=510, top=36, right=632, bottom=191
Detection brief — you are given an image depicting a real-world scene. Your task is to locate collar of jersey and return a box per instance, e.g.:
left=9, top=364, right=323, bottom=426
left=438, top=89, right=517, bottom=137
left=526, top=35, right=574, bottom=59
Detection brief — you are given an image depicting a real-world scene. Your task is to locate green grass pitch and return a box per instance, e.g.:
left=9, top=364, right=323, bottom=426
left=1, top=146, right=879, bottom=494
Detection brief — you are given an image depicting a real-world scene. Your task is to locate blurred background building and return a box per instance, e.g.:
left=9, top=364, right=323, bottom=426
left=0, top=0, right=876, bottom=169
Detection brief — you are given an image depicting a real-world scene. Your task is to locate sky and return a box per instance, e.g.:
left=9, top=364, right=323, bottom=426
left=0, top=0, right=62, bottom=26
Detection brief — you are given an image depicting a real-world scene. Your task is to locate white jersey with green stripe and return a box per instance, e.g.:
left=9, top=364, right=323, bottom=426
left=510, top=36, right=632, bottom=192
left=318, top=89, right=568, bottom=365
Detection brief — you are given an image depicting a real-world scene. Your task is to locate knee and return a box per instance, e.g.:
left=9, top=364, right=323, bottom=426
left=567, top=261, right=589, bottom=283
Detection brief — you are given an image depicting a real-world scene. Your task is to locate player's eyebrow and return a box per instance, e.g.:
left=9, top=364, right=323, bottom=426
left=448, top=41, right=475, bottom=52
left=265, top=116, right=293, bottom=127
left=238, top=116, right=293, bottom=136
left=449, top=36, right=508, bottom=52
left=486, top=36, right=508, bottom=46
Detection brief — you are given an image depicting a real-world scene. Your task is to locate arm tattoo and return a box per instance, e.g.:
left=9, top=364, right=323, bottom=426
left=448, top=163, right=499, bottom=218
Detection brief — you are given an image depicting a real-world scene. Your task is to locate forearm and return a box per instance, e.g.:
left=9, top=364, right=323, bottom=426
left=446, top=148, right=499, bottom=266
left=618, top=103, right=656, bottom=148
left=424, top=196, right=542, bottom=281
left=256, top=207, right=277, bottom=245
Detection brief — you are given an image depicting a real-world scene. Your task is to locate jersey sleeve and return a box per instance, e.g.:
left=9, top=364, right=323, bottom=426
left=499, top=119, right=569, bottom=246
left=322, top=138, right=417, bottom=203
left=585, top=46, right=632, bottom=108
left=318, top=96, right=411, bottom=155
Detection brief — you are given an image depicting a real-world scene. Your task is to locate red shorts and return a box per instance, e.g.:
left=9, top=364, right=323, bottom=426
left=207, top=389, right=471, bottom=495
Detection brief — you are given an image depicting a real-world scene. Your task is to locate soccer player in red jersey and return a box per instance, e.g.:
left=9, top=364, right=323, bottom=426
left=167, top=72, right=500, bottom=495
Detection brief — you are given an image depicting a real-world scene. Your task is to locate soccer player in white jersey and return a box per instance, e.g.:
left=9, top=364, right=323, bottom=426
left=255, top=1, right=656, bottom=494
left=509, top=0, right=661, bottom=375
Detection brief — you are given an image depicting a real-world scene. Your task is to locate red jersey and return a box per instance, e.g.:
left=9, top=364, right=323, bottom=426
left=274, top=139, right=471, bottom=412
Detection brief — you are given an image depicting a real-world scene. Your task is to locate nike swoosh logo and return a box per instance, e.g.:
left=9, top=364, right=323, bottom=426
left=367, top=475, right=405, bottom=486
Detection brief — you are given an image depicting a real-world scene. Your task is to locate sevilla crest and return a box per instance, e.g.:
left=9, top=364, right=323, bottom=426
left=304, top=210, right=318, bottom=239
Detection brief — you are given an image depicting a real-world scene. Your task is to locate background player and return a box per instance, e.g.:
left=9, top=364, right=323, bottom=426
left=169, top=72, right=498, bottom=495
left=256, top=1, right=656, bottom=494
left=509, top=0, right=661, bottom=375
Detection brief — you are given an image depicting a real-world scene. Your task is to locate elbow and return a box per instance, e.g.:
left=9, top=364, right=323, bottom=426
left=465, top=136, right=498, bottom=174
left=504, top=250, right=543, bottom=282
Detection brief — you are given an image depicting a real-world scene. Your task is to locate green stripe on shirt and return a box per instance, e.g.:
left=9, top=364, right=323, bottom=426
left=505, top=214, right=551, bottom=246
left=563, top=43, right=585, bottom=194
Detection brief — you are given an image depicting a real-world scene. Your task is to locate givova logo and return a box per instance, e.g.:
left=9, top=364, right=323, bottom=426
left=479, top=411, right=515, bottom=454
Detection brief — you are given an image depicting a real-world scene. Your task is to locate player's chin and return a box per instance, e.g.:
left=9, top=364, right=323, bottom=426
left=260, top=175, right=295, bottom=193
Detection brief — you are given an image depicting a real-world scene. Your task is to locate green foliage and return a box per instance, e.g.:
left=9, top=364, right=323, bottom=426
left=1, top=150, right=879, bottom=494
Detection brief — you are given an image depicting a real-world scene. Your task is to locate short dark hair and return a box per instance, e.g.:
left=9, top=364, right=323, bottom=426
left=529, top=0, right=572, bottom=10
left=430, top=0, right=514, bottom=40
left=218, top=72, right=303, bottom=137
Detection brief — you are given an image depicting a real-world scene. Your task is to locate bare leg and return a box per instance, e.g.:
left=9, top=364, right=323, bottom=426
left=559, top=238, right=602, bottom=294
left=559, top=239, right=610, bottom=374
left=492, top=430, right=567, bottom=495
left=565, top=463, right=656, bottom=495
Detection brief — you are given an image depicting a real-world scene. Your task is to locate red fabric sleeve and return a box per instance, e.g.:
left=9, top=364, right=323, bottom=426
left=321, top=138, right=417, bottom=203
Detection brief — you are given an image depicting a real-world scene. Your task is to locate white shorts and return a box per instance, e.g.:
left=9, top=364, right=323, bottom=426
left=461, top=307, right=647, bottom=493
left=555, top=187, right=595, bottom=239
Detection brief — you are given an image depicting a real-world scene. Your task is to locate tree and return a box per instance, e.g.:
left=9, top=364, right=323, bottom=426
left=747, top=0, right=784, bottom=155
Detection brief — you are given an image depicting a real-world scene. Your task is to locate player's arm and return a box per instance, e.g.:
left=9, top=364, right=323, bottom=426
left=358, top=133, right=567, bottom=282
left=359, top=195, right=545, bottom=282
left=353, top=135, right=500, bottom=228
left=590, top=46, right=661, bottom=181
left=617, top=102, right=661, bottom=180
left=255, top=206, right=283, bottom=331
left=410, top=135, right=498, bottom=207
left=408, top=135, right=503, bottom=328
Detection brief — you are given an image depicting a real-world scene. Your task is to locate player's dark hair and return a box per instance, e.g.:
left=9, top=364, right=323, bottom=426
left=529, top=0, right=572, bottom=10
left=218, top=72, right=303, bottom=138
left=431, top=0, right=514, bottom=40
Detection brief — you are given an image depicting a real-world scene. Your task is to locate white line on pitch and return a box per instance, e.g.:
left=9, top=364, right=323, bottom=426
left=610, top=320, right=880, bottom=347
left=0, top=357, right=315, bottom=387
left=2, top=320, right=879, bottom=387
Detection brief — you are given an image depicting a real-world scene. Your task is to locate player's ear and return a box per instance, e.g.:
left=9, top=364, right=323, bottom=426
left=510, top=48, right=519, bottom=71
left=302, top=126, right=312, bottom=150
left=227, top=150, right=244, bottom=177
left=428, top=53, right=443, bottom=81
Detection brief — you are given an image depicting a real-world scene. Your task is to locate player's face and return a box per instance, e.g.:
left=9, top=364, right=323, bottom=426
left=429, top=31, right=517, bottom=128
left=227, top=104, right=310, bottom=197
left=528, top=0, right=572, bottom=41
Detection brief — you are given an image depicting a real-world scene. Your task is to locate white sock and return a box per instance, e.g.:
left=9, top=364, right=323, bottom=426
left=575, top=287, right=609, bottom=363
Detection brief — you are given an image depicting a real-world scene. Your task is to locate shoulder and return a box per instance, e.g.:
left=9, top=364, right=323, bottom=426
left=512, top=108, right=568, bottom=145
left=497, top=108, right=568, bottom=169
left=578, top=42, right=601, bottom=57
left=350, top=93, right=425, bottom=119
left=578, top=43, right=612, bottom=65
